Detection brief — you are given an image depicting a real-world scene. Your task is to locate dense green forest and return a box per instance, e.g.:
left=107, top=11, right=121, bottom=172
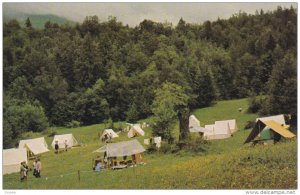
left=3, top=6, right=297, bottom=148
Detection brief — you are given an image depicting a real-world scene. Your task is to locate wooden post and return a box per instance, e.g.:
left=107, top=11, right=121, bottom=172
left=77, top=170, right=80, bottom=182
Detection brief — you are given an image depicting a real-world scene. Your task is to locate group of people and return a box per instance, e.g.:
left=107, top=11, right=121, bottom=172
left=54, top=140, right=68, bottom=154
left=20, top=158, right=42, bottom=181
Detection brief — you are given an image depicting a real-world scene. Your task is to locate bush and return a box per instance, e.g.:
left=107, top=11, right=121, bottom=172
left=247, top=96, right=265, bottom=113
left=159, top=142, right=172, bottom=154
left=186, top=136, right=210, bottom=153
left=147, top=144, right=157, bottom=154
left=159, top=142, right=180, bottom=154
left=66, top=120, right=81, bottom=128
left=43, top=128, right=57, bottom=137
left=244, top=121, right=256, bottom=130
left=4, top=102, right=49, bottom=141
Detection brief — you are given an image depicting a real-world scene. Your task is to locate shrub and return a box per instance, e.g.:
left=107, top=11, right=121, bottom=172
left=244, top=121, right=256, bottom=130
left=247, top=96, right=265, bottom=113
left=159, top=142, right=180, bottom=154
left=159, top=142, right=172, bottom=154
left=66, top=120, right=81, bottom=128
left=43, top=128, right=57, bottom=137
left=178, top=136, right=210, bottom=153
left=147, top=144, right=157, bottom=154
left=4, top=102, right=49, bottom=143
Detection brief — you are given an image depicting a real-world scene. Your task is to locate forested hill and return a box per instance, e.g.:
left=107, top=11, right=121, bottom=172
left=3, top=6, right=297, bottom=148
left=3, top=13, right=76, bottom=29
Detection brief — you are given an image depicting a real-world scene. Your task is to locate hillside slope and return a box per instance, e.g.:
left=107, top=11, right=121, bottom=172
left=3, top=98, right=297, bottom=189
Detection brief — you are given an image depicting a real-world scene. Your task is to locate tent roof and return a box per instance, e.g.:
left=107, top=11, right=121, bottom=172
left=204, top=124, right=214, bottom=131
left=264, top=120, right=295, bottom=138
left=189, top=115, right=200, bottom=128
left=51, top=133, right=78, bottom=148
left=19, top=137, right=49, bottom=155
left=93, top=139, right=145, bottom=157
left=52, top=134, right=75, bottom=141
left=133, top=124, right=145, bottom=135
left=3, top=148, right=27, bottom=166
left=101, top=129, right=119, bottom=138
left=256, top=114, right=286, bottom=125
left=215, top=119, right=236, bottom=130
left=128, top=124, right=145, bottom=138
left=244, top=120, right=295, bottom=144
left=214, top=121, right=231, bottom=135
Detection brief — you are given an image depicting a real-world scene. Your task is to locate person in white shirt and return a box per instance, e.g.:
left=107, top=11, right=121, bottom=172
left=35, top=159, right=42, bottom=178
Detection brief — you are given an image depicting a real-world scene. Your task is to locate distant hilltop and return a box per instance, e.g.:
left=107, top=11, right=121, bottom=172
left=3, top=9, right=76, bottom=29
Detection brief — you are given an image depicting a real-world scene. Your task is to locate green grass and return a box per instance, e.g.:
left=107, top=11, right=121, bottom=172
left=3, top=98, right=297, bottom=189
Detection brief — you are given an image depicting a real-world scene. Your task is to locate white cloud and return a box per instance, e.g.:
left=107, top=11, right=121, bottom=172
left=3, top=2, right=297, bottom=27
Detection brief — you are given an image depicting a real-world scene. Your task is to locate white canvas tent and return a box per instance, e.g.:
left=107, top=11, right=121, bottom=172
left=190, top=126, right=211, bottom=133
left=3, top=148, right=27, bottom=175
left=189, top=115, right=200, bottom=128
left=204, top=124, right=215, bottom=131
left=216, top=119, right=237, bottom=133
left=93, top=139, right=145, bottom=157
left=19, top=137, right=49, bottom=155
left=256, top=114, right=286, bottom=125
left=128, top=124, right=145, bottom=138
left=100, top=129, right=119, bottom=140
left=51, top=134, right=78, bottom=149
left=123, top=123, right=133, bottom=132
left=203, top=122, right=231, bottom=140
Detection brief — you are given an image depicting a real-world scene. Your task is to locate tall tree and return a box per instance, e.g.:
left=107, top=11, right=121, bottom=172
left=151, top=82, right=189, bottom=142
left=25, top=17, right=32, bottom=29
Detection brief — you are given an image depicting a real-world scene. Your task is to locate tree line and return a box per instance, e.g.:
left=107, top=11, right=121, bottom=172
left=3, top=6, right=297, bottom=148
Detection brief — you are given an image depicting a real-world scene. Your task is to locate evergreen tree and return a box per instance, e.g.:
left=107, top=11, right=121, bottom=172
left=25, top=17, right=32, bottom=29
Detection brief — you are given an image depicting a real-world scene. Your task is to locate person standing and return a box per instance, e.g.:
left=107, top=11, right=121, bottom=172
left=64, top=140, right=68, bottom=151
left=35, top=158, right=42, bottom=178
left=33, top=159, right=37, bottom=177
left=55, top=140, right=59, bottom=154
left=20, top=162, right=27, bottom=181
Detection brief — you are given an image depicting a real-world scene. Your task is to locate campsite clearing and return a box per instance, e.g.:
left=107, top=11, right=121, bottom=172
left=3, top=98, right=297, bottom=189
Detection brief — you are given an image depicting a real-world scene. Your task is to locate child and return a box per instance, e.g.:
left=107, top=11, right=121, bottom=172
left=35, top=158, right=42, bottom=178
left=55, top=141, right=59, bottom=154
left=20, top=162, right=27, bottom=181
left=33, top=158, right=37, bottom=177
left=95, top=161, right=102, bottom=172
left=64, top=140, right=68, bottom=151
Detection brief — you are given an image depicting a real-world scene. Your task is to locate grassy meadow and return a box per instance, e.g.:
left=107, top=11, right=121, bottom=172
left=3, top=98, right=297, bottom=189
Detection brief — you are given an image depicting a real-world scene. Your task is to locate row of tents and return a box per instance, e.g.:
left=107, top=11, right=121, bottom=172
left=101, top=123, right=146, bottom=143
left=189, top=114, right=296, bottom=143
left=189, top=115, right=237, bottom=140
left=4, top=115, right=296, bottom=175
left=3, top=134, right=78, bottom=175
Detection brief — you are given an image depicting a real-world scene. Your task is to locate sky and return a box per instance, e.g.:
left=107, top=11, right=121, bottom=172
left=3, top=2, right=297, bottom=27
